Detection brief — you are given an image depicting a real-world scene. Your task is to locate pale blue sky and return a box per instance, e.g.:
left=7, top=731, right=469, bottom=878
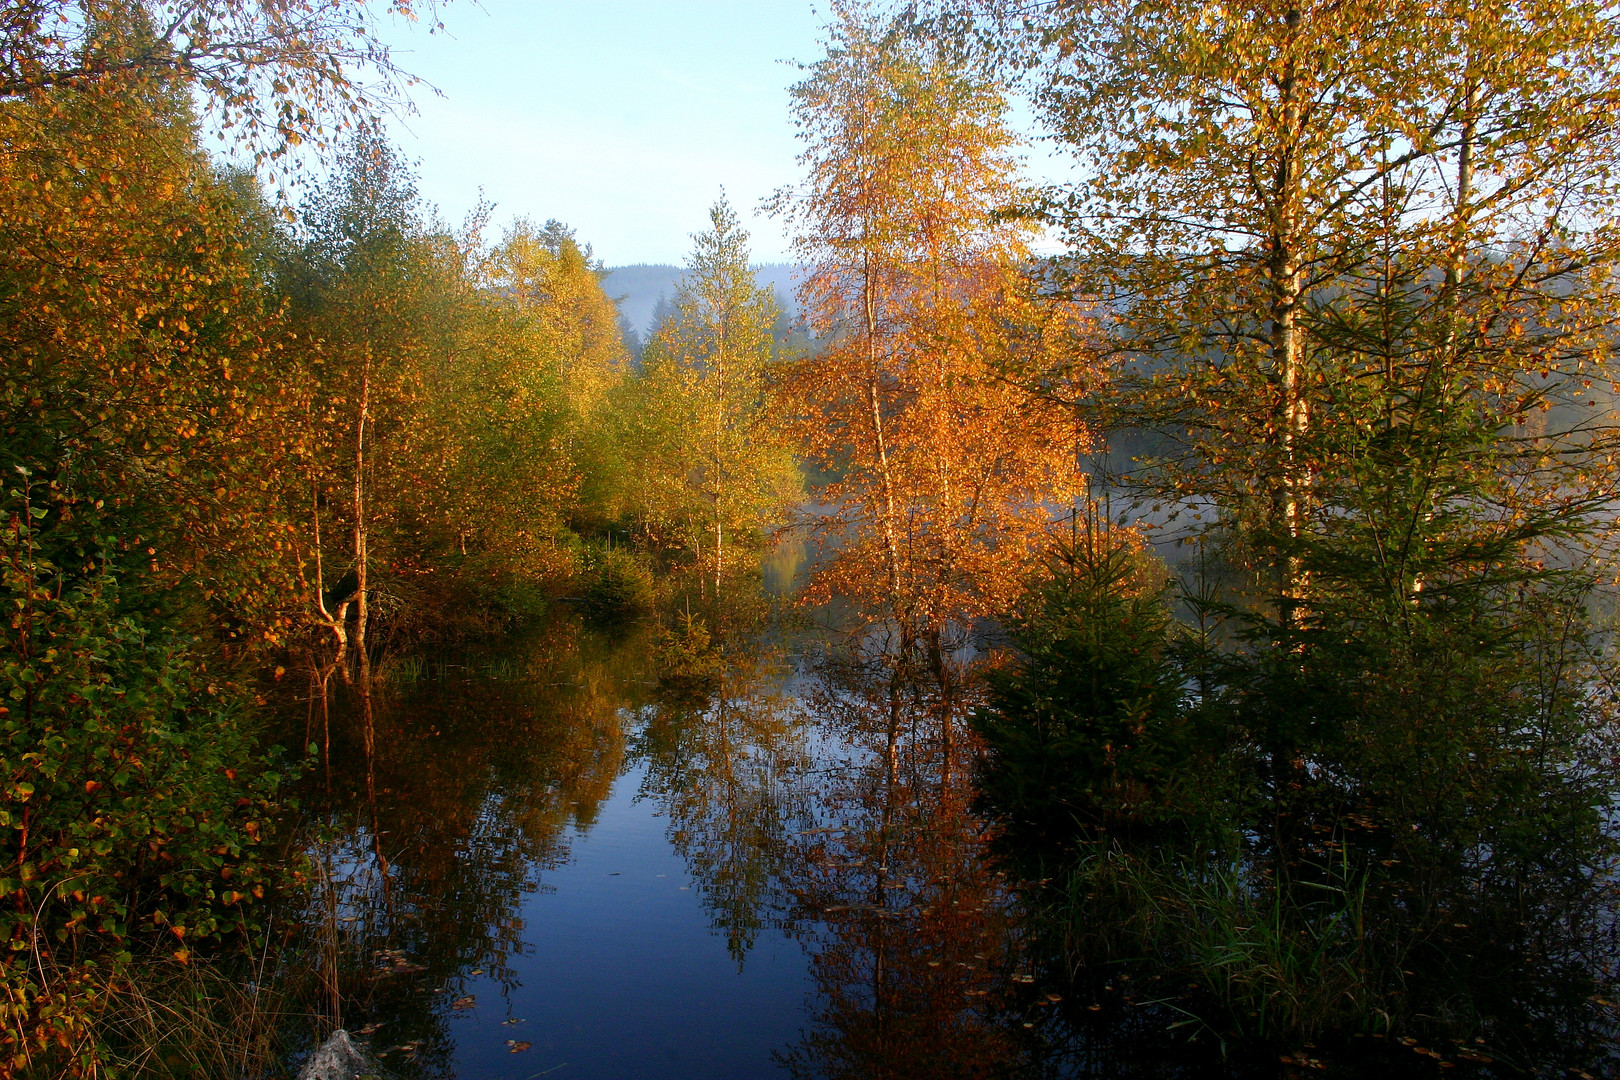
left=377, top=1, right=827, bottom=266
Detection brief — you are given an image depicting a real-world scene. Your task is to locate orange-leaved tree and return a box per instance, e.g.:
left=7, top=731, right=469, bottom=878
left=774, top=0, right=1089, bottom=656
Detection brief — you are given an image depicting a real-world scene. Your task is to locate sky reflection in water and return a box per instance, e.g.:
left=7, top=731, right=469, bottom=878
left=297, top=614, right=1024, bottom=1080
left=442, top=759, right=810, bottom=1079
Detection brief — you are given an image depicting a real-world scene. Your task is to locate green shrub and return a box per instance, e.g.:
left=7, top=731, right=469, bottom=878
left=978, top=520, right=1619, bottom=1062
left=974, top=530, right=1212, bottom=846
left=0, top=487, right=285, bottom=1076
left=578, top=547, right=654, bottom=623
left=653, top=608, right=725, bottom=689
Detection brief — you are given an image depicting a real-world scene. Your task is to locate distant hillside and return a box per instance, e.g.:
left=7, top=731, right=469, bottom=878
left=603, top=263, right=804, bottom=339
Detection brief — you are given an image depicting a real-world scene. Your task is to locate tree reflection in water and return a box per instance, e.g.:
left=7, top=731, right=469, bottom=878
left=634, top=649, right=811, bottom=964
left=294, top=598, right=1093, bottom=1079
left=775, top=657, right=1023, bottom=1080
left=288, top=606, right=1620, bottom=1079
left=638, top=642, right=1034, bottom=1078
left=288, top=616, right=644, bottom=1078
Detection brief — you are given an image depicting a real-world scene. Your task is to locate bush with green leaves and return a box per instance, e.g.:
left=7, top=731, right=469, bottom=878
left=0, top=476, right=285, bottom=1074
left=578, top=546, right=656, bottom=624
left=976, top=517, right=1620, bottom=1058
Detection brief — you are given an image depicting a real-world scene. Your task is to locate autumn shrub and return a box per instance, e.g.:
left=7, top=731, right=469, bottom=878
left=0, top=483, right=287, bottom=1077
left=455, top=541, right=578, bottom=622
left=652, top=608, right=725, bottom=690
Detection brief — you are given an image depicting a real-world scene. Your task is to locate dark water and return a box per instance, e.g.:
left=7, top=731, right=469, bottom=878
left=288, top=595, right=1620, bottom=1080
left=292, top=612, right=1041, bottom=1080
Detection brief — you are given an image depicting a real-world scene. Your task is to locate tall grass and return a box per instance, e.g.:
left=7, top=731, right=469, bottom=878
left=21, top=955, right=299, bottom=1080
left=375, top=649, right=531, bottom=686
left=18, top=842, right=386, bottom=1078
left=1049, top=845, right=1385, bottom=1042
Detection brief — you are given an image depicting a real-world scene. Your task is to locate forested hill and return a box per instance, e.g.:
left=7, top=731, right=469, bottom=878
left=604, top=262, right=802, bottom=337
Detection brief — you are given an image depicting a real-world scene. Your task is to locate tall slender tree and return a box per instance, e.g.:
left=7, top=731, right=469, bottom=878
left=962, top=5, right=1620, bottom=1050
left=640, top=196, right=796, bottom=591
left=1006, top=0, right=1620, bottom=614
left=286, top=133, right=442, bottom=673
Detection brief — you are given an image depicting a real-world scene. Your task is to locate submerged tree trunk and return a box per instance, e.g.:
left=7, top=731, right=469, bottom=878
left=311, top=479, right=349, bottom=670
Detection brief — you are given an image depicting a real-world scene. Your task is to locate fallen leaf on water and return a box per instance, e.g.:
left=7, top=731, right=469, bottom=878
left=451, top=995, right=476, bottom=1010
left=501, top=1018, right=527, bottom=1025
left=469, top=968, right=485, bottom=976
left=506, top=1040, right=532, bottom=1053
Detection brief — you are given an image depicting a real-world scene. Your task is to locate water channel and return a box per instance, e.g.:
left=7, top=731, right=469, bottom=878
left=289, top=595, right=1074, bottom=1080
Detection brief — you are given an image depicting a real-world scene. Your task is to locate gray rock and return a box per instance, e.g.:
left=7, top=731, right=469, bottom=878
left=297, top=1029, right=370, bottom=1080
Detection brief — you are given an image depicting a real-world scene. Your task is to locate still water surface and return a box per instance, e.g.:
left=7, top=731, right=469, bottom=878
left=427, top=759, right=809, bottom=1078
left=290, top=601, right=1620, bottom=1079
left=295, top=612, right=1031, bottom=1079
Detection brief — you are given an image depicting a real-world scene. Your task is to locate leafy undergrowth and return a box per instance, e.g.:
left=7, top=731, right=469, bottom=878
left=1, top=491, right=290, bottom=1078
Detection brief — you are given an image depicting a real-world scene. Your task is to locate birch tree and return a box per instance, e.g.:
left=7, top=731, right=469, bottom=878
left=964, top=6, right=1620, bottom=1046
left=775, top=0, right=1088, bottom=649
left=1011, top=0, right=1620, bottom=616
left=640, top=196, right=796, bottom=592
left=288, top=133, right=440, bottom=675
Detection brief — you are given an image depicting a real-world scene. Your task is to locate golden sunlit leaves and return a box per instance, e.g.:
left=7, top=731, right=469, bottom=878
left=2, top=1, right=446, bottom=171
left=1019, top=0, right=1620, bottom=603
left=778, top=1, right=1092, bottom=636
left=1, top=65, right=309, bottom=640
left=633, top=195, right=799, bottom=587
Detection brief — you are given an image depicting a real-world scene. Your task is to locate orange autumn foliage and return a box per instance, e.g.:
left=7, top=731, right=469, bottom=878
left=775, top=2, right=1092, bottom=641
